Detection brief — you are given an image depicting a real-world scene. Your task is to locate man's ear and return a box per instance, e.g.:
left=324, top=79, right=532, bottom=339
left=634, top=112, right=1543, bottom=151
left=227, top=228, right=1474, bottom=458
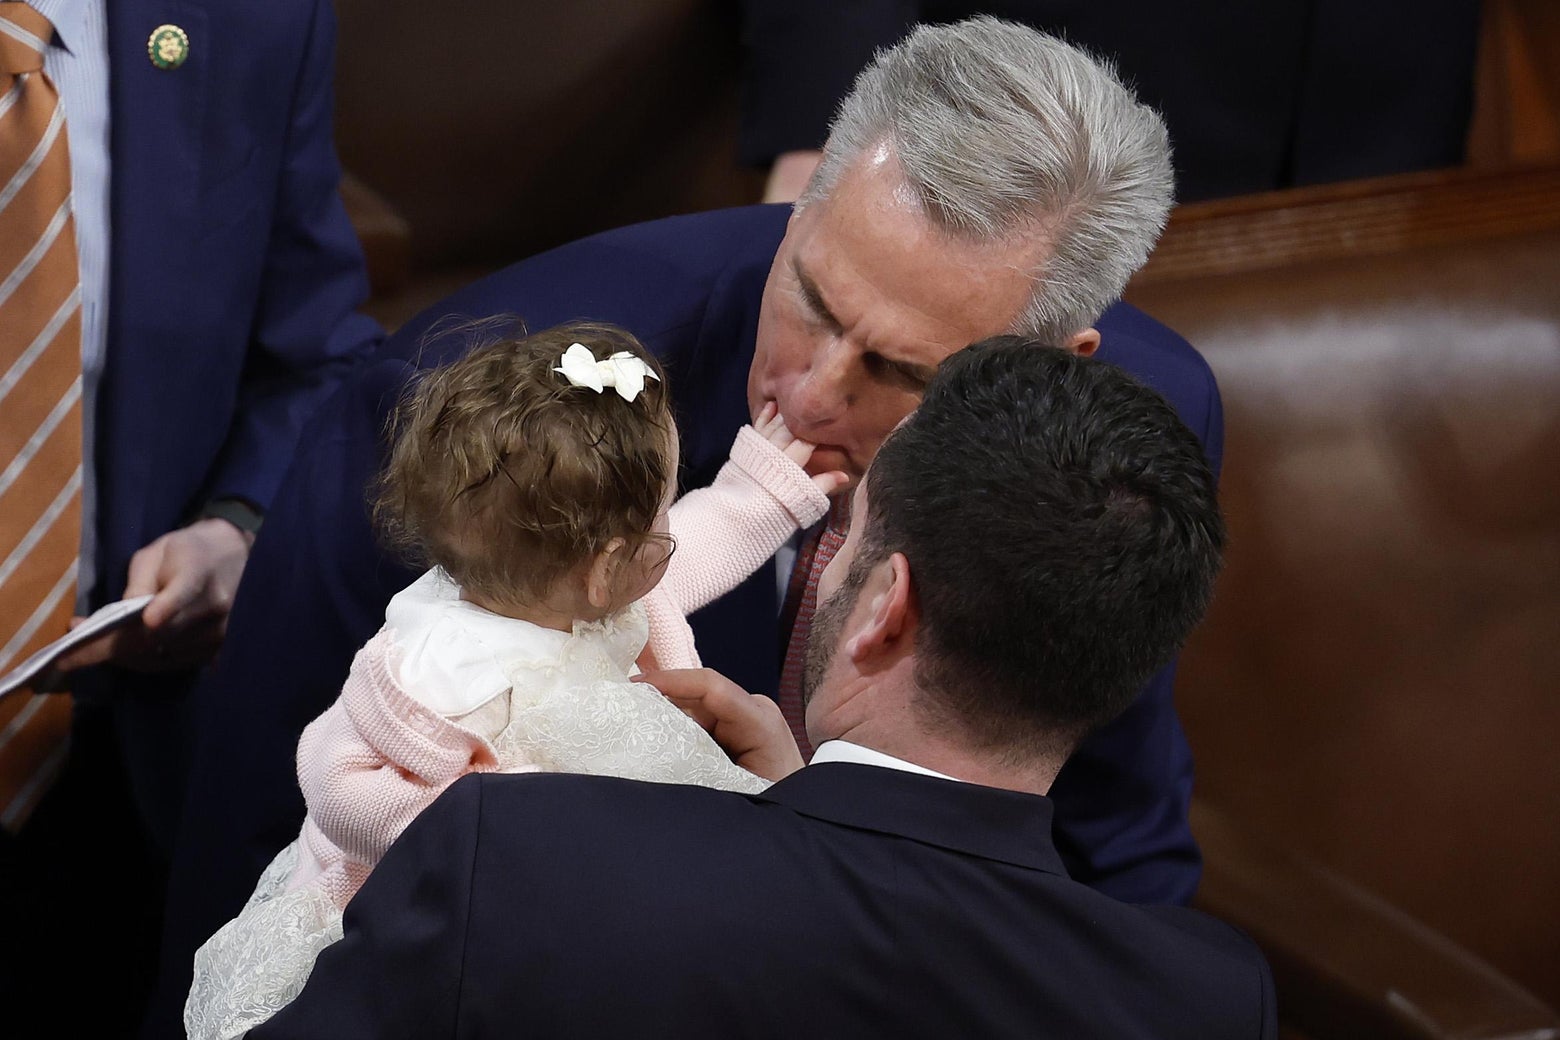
left=586, top=538, right=627, bottom=610
left=844, top=553, right=915, bottom=664
left=1063, top=327, right=1101, bottom=357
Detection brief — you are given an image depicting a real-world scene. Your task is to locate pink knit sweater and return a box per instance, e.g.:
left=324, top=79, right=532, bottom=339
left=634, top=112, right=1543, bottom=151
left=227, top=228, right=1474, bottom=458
left=641, top=424, right=829, bottom=669
left=290, top=630, right=499, bottom=905
left=287, top=424, right=827, bottom=907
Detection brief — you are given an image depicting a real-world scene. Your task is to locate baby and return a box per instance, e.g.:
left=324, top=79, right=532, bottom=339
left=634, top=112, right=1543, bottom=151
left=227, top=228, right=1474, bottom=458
left=185, top=321, right=841, bottom=1039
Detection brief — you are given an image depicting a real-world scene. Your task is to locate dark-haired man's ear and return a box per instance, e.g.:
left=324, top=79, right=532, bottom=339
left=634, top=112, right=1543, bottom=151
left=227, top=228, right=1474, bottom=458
left=844, top=553, right=915, bottom=665
left=586, top=538, right=628, bottom=611
left=1063, top=327, right=1101, bottom=357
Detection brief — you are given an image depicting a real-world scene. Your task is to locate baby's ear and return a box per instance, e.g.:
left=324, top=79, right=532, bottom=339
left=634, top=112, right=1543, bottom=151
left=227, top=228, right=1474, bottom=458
left=586, top=538, right=628, bottom=610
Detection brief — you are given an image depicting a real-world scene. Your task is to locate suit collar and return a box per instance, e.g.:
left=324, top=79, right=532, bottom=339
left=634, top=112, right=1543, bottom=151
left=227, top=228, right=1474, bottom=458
left=758, top=762, right=1068, bottom=876
left=107, top=0, right=208, bottom=171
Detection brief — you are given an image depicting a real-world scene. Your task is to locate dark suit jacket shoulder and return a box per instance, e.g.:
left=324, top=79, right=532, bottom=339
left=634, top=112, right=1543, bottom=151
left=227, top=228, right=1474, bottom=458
left=254, top=767, right=1276, bottom=1039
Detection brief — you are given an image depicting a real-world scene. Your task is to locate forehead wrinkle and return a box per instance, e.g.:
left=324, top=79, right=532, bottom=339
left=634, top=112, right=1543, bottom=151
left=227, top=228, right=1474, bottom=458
left=792, top=230, right=903, bottom=358
left=857, top=246, right=1024, bottom=365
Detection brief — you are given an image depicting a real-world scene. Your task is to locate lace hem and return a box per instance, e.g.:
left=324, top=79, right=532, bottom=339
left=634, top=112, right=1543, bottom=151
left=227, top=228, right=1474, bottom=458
left=184, top=842, right=344, bottom=1040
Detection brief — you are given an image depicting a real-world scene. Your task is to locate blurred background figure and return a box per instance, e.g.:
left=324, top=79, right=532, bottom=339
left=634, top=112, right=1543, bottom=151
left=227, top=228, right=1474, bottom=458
left=738, top=0, right=1483, bottom=203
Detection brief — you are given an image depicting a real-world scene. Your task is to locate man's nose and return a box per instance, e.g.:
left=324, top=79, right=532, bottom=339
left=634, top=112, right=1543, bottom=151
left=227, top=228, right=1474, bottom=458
left=788, top=340, right=853, bottom=429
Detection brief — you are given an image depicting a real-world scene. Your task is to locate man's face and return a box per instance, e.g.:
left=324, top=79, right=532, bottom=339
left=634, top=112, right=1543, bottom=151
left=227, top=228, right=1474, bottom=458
left=748, top=151, right=1040, bottom=485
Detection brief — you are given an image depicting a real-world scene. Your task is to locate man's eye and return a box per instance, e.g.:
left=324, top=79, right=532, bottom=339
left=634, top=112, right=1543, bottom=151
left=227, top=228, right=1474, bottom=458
left=864, top=353, right=927, bottom=389
left=794, top=285, right=838, bottom=331
left=803, top=303, right=842, bottom=336
left=803, top=307, right=832, bottom=332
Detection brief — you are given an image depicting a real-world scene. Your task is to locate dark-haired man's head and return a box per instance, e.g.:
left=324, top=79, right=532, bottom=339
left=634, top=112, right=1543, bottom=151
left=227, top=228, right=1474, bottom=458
left=802, top=337, right=1224, bottom=780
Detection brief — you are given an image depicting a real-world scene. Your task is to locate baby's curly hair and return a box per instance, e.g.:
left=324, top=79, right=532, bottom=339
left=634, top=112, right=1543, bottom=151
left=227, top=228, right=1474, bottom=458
left=375, top=320, right=676, bottom=611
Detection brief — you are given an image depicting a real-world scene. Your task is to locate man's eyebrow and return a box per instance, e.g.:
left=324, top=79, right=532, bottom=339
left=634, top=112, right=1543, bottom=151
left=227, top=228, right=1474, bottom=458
left=793, top=260, right=842, bottom=330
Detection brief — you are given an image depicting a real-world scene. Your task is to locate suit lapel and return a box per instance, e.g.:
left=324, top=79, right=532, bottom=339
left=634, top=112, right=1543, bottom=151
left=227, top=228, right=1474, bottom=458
left=759, top=762, right=1069, bottom=876
left=107, top=0, right=207, bottom=317
left=679, top=208, right=789, bottom=698
left=101, top=0, right=207, bottom=545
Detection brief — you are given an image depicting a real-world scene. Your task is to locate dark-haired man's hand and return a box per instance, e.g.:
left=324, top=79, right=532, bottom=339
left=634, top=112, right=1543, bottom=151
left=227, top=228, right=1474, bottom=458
left=638, top=667, right=805, bottom=781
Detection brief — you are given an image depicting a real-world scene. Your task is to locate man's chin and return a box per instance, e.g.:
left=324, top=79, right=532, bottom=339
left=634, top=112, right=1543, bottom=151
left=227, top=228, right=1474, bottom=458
left=805, top=446, right=859, bottom=488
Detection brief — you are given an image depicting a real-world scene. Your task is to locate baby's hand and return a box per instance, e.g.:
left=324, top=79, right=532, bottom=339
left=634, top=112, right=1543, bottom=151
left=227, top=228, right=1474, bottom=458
left=754, top=402, right=849, bottom=498
left=753, top=401, right=810, bottom=466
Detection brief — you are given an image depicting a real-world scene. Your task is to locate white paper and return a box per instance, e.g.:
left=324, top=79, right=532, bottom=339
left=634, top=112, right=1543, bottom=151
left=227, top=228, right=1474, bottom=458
left=0, top=595, right=154, bottom=699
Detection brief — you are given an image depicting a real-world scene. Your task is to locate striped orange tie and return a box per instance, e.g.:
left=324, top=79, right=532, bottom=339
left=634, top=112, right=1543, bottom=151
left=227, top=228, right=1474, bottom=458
left=0, top=2, right=83, bottom=834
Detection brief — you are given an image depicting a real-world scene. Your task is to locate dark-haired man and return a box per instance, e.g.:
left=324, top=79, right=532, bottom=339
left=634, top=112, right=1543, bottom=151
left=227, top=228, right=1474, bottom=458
left=249, top=340, right=1271, bottom=1040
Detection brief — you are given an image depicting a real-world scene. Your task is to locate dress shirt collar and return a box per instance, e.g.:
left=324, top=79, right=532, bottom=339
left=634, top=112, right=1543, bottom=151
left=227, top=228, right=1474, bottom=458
left=26, top=0, right=90, bottom=52
left=811, top=739, right=964, bottom=783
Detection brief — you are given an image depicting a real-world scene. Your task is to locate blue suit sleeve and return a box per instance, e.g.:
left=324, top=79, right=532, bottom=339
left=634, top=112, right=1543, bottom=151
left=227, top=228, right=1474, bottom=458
left=202, top=0, right=381, bottom=511
left=1048, top=306, right=1224, bottom=906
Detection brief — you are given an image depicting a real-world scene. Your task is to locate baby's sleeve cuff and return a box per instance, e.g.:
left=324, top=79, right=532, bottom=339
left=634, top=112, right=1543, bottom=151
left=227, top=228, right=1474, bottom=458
left=729, top=425, right=831, bottom=527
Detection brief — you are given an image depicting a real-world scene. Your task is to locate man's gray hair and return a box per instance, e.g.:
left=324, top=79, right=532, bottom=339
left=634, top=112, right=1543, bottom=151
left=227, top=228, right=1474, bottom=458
left=800, top=17, right=1174, bottom=345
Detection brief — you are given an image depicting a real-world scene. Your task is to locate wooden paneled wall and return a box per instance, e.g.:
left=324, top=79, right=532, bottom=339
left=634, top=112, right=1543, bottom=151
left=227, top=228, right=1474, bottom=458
left=1127, top=168, right=1560, bottom=1006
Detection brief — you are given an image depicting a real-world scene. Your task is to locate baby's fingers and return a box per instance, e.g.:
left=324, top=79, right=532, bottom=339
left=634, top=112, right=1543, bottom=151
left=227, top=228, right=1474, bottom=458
left=782, top=433, right=815, bottom=468
left=753, top=406, right=822, bottom=469
left=753, top=401, right=783, bottom=437
left=811, top=470, right=851, bottom=498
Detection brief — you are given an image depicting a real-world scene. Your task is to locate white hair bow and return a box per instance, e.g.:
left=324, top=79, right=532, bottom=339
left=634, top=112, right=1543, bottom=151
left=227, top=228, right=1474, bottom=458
left=553, top=342, right=661, bottom=403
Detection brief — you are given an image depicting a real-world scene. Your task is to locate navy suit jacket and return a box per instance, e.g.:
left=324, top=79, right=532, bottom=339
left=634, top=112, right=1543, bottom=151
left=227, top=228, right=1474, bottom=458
left=95, top=0, right=378, bottom=610
left=252, top=766, right=1275, bottom=1039
left=164, top=205, right=1223, bottom=1013
left=80, top=0, right=379, bottom=835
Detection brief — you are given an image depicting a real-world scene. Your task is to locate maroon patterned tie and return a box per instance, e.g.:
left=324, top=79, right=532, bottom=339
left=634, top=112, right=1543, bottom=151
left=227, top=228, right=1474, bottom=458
left=776, top=504, right=849, bottom=761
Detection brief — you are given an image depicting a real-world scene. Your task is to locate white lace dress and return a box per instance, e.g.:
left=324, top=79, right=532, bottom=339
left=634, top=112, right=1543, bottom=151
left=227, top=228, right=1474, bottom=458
left=185, top=570, right=768, bottom=1040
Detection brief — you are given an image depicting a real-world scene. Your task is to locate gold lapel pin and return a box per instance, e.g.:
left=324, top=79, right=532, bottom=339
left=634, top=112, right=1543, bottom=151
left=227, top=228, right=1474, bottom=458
left=147, top=24, right=189, bottom=70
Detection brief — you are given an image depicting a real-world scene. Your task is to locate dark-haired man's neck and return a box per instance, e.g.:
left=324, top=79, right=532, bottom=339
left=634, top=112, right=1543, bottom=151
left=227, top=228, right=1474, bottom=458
left=814, top=707, right=1063, bottom=798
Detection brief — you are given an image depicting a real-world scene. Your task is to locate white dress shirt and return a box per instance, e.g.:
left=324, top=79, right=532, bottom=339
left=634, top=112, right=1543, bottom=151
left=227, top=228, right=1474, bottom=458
left=810, top=739, right=964, bottom=782
left=32, top=0, right=109, bottom=603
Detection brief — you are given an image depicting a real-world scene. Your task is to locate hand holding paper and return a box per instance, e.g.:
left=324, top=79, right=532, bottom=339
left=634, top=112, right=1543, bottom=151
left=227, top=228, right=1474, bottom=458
left=52, top=516, right=252, bottom=674
left=0, top=595, right=153, bottom=700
